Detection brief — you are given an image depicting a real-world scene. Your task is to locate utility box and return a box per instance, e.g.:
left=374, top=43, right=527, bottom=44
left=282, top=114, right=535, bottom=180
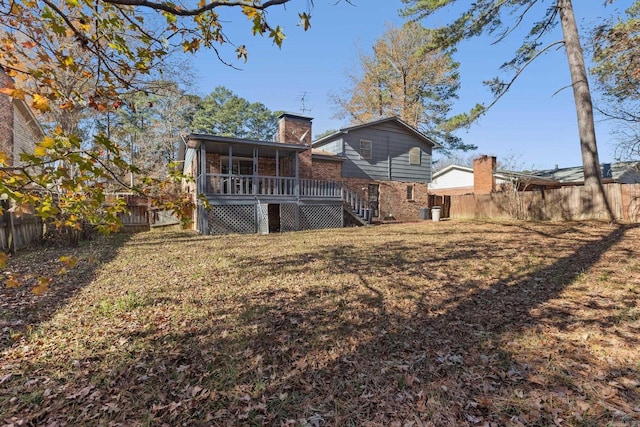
left=420, top=207, right=430, bottom=220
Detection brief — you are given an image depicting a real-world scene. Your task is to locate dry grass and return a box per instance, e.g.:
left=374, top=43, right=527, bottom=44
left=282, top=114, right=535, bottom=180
left=1, top=220, right=639, bottom=426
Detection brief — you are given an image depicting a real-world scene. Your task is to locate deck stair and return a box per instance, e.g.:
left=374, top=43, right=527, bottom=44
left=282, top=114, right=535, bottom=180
left=342, top=185, right=372, bottom=226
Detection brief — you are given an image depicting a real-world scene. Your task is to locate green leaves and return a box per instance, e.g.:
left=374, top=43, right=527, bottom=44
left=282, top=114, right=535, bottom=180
left=298, top=12, right=311, bottom=31
left=190, top=86, right=279, bottom=140
left=592, top=2, right=640, bottom=102
left=442, top=103, right=486, bottom=132
left=0, top=0, right=308, bottom=258
left=269, top=26, right=286, bottom=47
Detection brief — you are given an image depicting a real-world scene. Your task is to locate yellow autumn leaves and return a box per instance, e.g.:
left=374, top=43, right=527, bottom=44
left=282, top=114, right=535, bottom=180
left=2, top=254, right=78, bottom=295
left=33, top=136, right=56, bottom=156
left=0, top=88, right=50, bottom=112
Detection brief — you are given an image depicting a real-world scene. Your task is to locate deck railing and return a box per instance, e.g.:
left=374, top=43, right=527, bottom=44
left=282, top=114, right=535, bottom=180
left=342, top=185, right=372, bottom=223
left=299, top=179, right=343, bottom=198
left=204, top=174, right=343, bottom=199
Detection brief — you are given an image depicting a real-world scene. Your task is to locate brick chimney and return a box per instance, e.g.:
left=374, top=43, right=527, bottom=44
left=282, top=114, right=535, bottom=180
left=0, top=68, right=15, bottom=166
left=277, top=113, right=313, bottom=178
left=473, top=155, right=496, bottom=194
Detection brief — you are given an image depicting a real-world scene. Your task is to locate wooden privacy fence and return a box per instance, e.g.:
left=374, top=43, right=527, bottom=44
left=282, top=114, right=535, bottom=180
left=106, top=193, right=182, bottom=231
left=0, top=200, right=44, bottom=252
left=0, top=194, right=181, bottom=252
left=449, top=183, right=640, bottom=222
left=106, top=193, right=152, bottom=232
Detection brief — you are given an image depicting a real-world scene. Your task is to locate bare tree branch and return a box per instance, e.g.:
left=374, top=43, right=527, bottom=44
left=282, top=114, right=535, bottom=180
left=485, top=40, right=565, bottom=113
left=102, top=0, right=291, bottom=17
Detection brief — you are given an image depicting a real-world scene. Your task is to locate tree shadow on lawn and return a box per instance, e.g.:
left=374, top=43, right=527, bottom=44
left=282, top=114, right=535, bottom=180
left=208, top=223, right=639, bottom=425
left=3, top=223, right=639, bottom=426
left=0, top=233, right=131, bottom=351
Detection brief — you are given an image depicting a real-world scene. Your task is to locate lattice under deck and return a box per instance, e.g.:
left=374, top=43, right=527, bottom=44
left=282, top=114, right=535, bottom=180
left=207, top=205, right=256, bottom=234
left=299, top=205, right=342, bottom=230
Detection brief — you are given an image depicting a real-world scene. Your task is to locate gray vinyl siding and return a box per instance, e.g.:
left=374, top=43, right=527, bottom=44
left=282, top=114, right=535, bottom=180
left=341, top=122, right=433, bottom=182
left=316, top=139, right=342, bottom=155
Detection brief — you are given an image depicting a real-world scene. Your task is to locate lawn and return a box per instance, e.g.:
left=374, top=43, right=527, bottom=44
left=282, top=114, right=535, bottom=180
left=1, top=220, right=639, bottom=426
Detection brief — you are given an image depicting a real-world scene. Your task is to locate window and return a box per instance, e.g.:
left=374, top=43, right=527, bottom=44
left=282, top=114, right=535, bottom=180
left=221, top=157, right=253, bottom=175
left=359, top=139, right=372, bottom=160
left=409, top=147, right=421, bottom=165
left=406, top=185, right=415, bottom=201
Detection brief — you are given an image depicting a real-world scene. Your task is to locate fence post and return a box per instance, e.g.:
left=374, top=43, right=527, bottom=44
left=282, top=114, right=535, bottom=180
left=1, top=200, right=9, bottom=252
left=7, top=210, right=16, bottom=253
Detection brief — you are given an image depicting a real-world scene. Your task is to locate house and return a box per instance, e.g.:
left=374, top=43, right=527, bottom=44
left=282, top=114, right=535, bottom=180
left=428, top=156, right=529, bottom=196
left=0, top=68, right=46, bottom=252
left=0, top=68, right=45, bottom=166
left=428, top=155, right=640, bottom=196
left=181, top=114, right=437, bottom=234
left=534, top=161, right=640, bottom=185
left=312, top=117, right=437, bottom=222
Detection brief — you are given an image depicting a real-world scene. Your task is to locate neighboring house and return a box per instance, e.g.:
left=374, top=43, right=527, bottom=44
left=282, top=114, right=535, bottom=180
left=180, top=114, right=438, bottom=234
left=535, top=161, right=640, bottom=185
left=429, top=155, right=640, bottom=196
left=428, top=162, right=516, bottom=196
left=312, top=117, right=437, bottom=222
left=0, top=68, right=45, bottom=166
left=0, top=68, right=46, bottom=252
left=428, top=156, right=519, bottom=196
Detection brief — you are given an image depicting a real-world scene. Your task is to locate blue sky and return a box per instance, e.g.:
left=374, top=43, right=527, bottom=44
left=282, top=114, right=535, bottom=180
left=190, top=0, right=634, bottom=170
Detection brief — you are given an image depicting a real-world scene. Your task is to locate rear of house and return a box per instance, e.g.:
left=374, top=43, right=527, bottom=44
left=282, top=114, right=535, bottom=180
left=312, top=117, right=436, bottom=222
left=181, top=114, right=438, bottom=234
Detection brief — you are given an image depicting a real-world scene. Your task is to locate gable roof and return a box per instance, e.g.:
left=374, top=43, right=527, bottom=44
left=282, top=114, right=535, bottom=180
left=431, top=164, right=473, bottom=180
left=431, top=164, right=558, bottom=187
left=14, top=97, right=45, bottom=140
left=311, top=148, right=344, bottom=162
left=313, top=116, right=439, bottom=148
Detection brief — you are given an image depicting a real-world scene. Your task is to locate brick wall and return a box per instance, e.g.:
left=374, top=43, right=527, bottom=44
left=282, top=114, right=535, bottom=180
left=206, top=153, right=220, bottom=173
left=208, top=153, right=296, bottom=177
left=378, top=180, right=429, bottom=221
left=343, top=178, right=429, bottom=222
left=312, top=159, right=342, bottom=181
left=277, top=113, right=313, bottom=179
left=12, top=103, right=41, bottom=164
left=0, top=69, right=14, bottom=166
left=473, top=155, right=496, bottom=195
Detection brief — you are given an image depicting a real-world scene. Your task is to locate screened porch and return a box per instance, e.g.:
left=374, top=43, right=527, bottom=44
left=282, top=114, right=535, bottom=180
left=192, top=134, right=343, bottom=200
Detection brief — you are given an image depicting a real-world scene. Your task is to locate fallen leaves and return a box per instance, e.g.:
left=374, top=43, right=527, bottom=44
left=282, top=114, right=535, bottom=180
left=0, top=222, right=639, bottom=425
left=30, top=277, right=52, bottom=296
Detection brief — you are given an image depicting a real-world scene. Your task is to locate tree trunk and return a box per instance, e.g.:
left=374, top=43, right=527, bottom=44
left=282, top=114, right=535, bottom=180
left=558, top=0, right=613, bottom=221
